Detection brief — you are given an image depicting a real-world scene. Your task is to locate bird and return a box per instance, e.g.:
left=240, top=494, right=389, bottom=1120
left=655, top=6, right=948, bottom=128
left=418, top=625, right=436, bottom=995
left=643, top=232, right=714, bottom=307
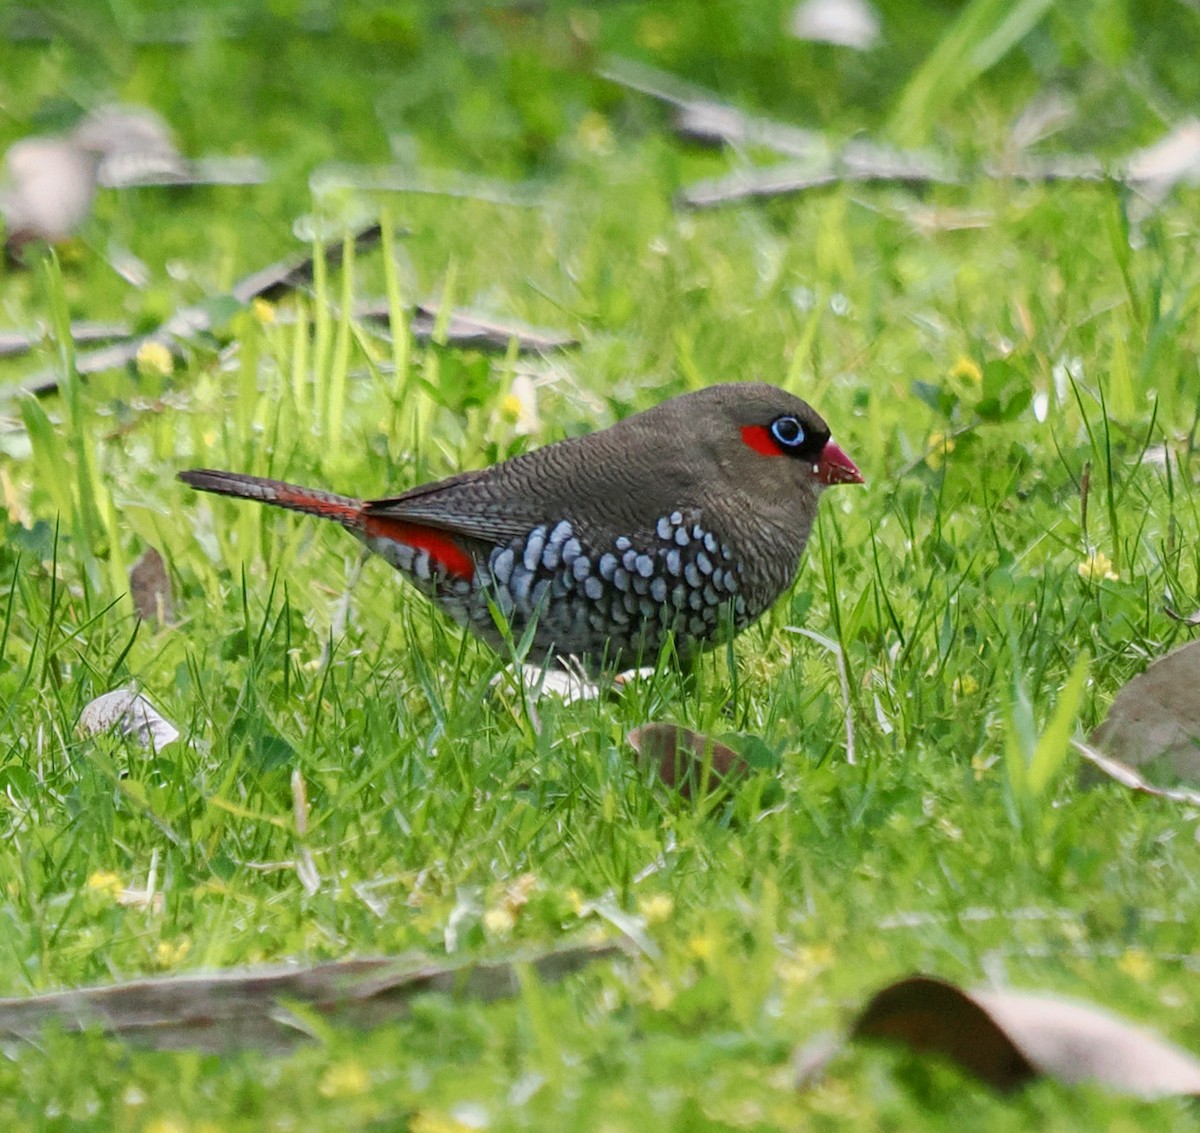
left=179, top=382, right=863, bottom=670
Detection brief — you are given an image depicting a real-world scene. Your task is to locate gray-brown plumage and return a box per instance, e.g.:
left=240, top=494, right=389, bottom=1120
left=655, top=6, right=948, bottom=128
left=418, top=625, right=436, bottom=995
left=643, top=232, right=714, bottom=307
left=179, top=382, right=863, bottom=669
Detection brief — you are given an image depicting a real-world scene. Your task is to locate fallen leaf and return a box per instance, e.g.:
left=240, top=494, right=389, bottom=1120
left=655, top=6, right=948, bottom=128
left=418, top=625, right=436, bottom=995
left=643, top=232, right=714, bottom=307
left=1125, top=119, right=1200, bottom=193
left=627, top=723, right=748, bottom=798
left=1165, top=606, right=1200, bottom=626
left=1, top=136, right=97, bottom=250
left=852, top=975, right=1200, bottom=1097
left=78, top=689, right=180, bottom=751
left=1089, top=640, right=1200, bottom=784
left=129, top=546, right=175, bottom=625
left=790, top=0, right=881, bottom=49
left=0, top=942, right=621, bottom=1053
left=490, top=662, right=656, bottom=706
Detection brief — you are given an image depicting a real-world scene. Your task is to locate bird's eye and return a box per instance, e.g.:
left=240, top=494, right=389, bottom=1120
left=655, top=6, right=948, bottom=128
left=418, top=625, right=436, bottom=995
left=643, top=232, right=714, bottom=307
left=770, top=416, right=805, bottom=448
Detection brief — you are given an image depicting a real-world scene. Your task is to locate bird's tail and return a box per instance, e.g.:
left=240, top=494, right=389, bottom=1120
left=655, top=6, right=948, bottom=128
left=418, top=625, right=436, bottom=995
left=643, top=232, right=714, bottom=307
left=178, top=469, right=363, bottom=529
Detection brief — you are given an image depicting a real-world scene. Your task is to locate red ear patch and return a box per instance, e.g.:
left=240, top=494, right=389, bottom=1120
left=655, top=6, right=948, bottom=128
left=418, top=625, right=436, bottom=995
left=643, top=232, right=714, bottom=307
left=363, top=516, right=475, bottom=580
left=740, top=425, right=782, bottom=457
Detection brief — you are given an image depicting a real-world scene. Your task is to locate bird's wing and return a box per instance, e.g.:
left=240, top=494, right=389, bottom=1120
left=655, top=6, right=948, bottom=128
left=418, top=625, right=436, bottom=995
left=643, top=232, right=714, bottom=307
left=362, top=461, right=574, bottom=546
left=364, top=421, right=701, bottom=548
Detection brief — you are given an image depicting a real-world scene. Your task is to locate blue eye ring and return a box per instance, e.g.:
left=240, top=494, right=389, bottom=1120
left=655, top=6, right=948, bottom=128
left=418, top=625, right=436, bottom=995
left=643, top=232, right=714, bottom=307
left=770, top=415, right=806, bottom=448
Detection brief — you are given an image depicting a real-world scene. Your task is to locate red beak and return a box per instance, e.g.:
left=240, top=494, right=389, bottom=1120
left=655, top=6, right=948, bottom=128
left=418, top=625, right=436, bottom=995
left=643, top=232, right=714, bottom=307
left=817, top=440, right=864, bottom=486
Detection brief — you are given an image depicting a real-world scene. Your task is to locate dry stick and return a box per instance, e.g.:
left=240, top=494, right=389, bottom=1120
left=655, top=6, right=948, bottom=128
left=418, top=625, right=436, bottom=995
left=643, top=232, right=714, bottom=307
left=676, top=134, right=1141, bottom=210
left=602, top=54, right=955, bottom=210
left=358, top=301, right=578, bottom=354
left=0, top=941, right=624, bottom=1053
left=0, top=224, right=383, bottom=399
left=1, top=230, right=576, bottom=394
left=605, top=56, right=1179, bottom=210
left=0, top=322, right=132, bottom=359
left=601, top=55, right=825, bottom=162
left=230, top=222, right=382, bottom=305
left=310, top=163, right=547, bottom=209
left=99, top=155, right=268, bottom=190
left=679, top=156, right=957, bottom=210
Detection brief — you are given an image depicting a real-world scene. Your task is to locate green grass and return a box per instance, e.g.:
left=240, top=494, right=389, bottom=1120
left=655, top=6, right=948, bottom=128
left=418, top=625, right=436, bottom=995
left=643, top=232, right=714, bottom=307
left=2, top=1, right=1200, bottom=1129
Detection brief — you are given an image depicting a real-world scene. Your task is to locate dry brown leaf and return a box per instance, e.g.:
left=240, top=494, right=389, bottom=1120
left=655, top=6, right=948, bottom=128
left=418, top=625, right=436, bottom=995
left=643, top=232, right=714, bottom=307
left=1090, top=640, right=1200, bottom=783
left=853, top=975, right=1200, bottom=1097
left=627, top=723, right=748, bottom=798
left=129, top=547, right=175, bottom=625
left=0, top=942, right=621, bottom=1053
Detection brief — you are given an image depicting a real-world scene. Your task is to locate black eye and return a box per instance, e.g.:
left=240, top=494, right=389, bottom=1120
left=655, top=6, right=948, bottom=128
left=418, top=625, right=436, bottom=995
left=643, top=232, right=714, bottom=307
left=770, top=415, right=805, bottom=449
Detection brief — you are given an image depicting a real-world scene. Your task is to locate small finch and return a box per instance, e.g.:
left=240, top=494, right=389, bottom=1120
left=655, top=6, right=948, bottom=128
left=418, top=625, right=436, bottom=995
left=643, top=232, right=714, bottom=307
left=180, top=382, right=863, bottom=669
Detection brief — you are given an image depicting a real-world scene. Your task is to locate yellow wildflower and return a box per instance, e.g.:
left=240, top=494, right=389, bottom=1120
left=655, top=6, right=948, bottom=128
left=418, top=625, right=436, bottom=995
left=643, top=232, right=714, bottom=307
left=153, top=938, right=191, bottom=969
left=143, top=1120, right=187, bottom=1133
left=638, top=13, right=676, bottom=49
left=645, top=976, right=675, bottom=1011
left=410, top=1112, right=476, bottom=1133
left=482, top=905, right=516, bottom=937
left=970, top=753, right=997, bottom=782
left=251, top=298, right=276, bottom=324
left=637, top=893, right=674, bottom=925
left=924, top=431, right=955, bottom=469
left=500, top=373, right=539, bottom=435
left=86, top=870, right=124, bottom=898
left=576, top=110, right=614, bottom=156
left=949, top=357, right=982, bottom=384
left=1118, top=948, right=1153, bottom=982
left=1078, top=551, right=1118, bottom=582
left=319, top=1059, right=370, bottom=1099
left=135, top=341, right=174, bottom=378
left=779, top=944, right=834, bottom=986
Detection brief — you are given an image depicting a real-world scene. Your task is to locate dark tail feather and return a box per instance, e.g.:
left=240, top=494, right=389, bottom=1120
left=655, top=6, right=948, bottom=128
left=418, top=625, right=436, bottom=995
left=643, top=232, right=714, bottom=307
left=178, top=469, right=364, bottom=529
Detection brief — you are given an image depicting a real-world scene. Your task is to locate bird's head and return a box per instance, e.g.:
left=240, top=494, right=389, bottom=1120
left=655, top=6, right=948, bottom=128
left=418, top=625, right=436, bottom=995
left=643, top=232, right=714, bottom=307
left=657, top=383, right=863, bottom=506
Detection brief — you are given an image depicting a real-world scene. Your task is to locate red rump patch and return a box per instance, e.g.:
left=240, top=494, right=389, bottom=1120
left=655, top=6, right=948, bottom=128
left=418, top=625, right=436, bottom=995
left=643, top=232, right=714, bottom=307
left=740, top=425, right=782, bottom=457
left=363, top=515, right=475, bottom=580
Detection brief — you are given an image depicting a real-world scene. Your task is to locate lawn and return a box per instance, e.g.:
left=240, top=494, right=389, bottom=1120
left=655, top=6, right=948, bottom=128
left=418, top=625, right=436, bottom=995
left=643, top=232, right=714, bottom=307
left=2, top=1, right=1200, bottom=1129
